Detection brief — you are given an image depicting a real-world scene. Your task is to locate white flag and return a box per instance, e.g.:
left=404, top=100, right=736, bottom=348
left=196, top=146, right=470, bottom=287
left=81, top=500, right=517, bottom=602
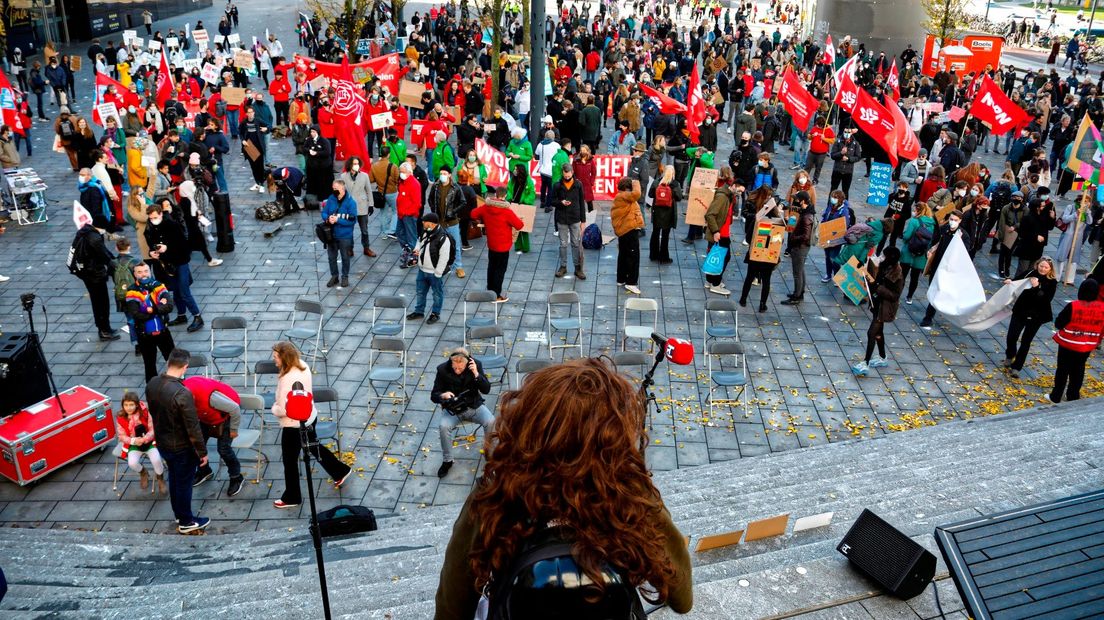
left=927, top=233, right=985, bottom=318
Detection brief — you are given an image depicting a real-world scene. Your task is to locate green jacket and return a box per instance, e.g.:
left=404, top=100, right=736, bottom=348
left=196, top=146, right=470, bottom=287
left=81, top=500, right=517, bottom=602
left=685, top=147, right=714, bottom=186
left=901, top=216, right=935, bottom=270
left=387, top=139, right=407, bottom=167
left=505, top=138, right=536, bottom=204
left=430, top=141, right=457, bottom=179
left=550, top=149, right=570, bottom=184
left=579, top=105, right=602, bottom=142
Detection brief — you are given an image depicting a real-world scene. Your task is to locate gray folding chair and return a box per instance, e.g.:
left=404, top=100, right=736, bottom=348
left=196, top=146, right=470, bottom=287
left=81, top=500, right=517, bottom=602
left=513, top=359, right=553, bottom=389
left=464, top=291, right=500, bottom=346
left=285, top=298, right=326, bottom=361
left=312, top=387, right=342, bottom=456
left=622, top=297, right=658, bottom=351
left=253, top=360, right=279, bottom=411
left=704, top=299, right=740, bottom=351
left=546, top=291, right=584, bottom=359
left=233, top=393, right=268, bottom=483
left=366, top=337, right=408, bottom=403
left=468, top=325, right=508, bottom=384
left=188, top=353, right=209, bottom=377
left=612, top=351, right=653, bottom=379
left=371, top=296, right=408, bottom=339
left=707, top=341, right=750, bottom=421
left=209, top=316, right=249, bottom=386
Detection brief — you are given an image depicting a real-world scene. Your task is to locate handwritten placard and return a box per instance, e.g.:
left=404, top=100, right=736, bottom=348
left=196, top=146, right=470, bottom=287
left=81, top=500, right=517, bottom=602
left=685, top=167, right=718, bottom=227
left=200, top=62, right=220, bottom=83
left=867, top=162, right=893, bottom=207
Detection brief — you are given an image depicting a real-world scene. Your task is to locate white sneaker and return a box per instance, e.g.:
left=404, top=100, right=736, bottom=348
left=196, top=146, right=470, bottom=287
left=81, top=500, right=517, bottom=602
left=248, top=184, right=259, bottom=191
left=851, top=361, right=869, bottom=376
left=709, top=284, right=731, bottom=296
left=868, top=357, right=888, bottom=368
left=0, top=274, right=9, bottom=282
left=741, top=240, right=749, bottom=246
left=625, top=284, right=641, bottom=294
left=207, top=258, right=224, bottom=267
left=256, top=185, right=267, bottom=193
left=553, top=230, right=559, bottom=237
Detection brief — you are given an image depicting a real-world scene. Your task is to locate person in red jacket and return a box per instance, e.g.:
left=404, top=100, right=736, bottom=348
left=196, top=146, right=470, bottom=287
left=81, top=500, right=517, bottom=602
left=396, top=161, right=423, bottom=265
left=182, top=375, right=246, bottom=496
left=1049, top=278, right=1104, bottom=403
left=364, top=89, right=390, bottom=157
left=585, top=49, right=601, bottom=83
left=389, top=96, right=408, bottom=141
left=317, top=98, right=336, bottom=143
left=471, top=189, right=525, bottom=301
left=269, top=71, right=292, bottom=128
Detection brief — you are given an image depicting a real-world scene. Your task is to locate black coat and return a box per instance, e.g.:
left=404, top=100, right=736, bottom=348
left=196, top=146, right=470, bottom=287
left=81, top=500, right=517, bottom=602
left=647, top=180, right=684, bottom=229
left=1015, top=211, right=1050, bottom=260
left=1010, top=268, right=1057, bottom=323
left=430, top=359, right=491, bottom=410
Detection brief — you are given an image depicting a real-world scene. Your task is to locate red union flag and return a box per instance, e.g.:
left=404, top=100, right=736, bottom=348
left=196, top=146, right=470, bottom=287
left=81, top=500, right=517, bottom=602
left=0, top=70, right=26, bottom=136
left=888, top=98, right=920, bottom=161
left=852, top=88, right=898, bottom=167
left=331, top=58, right=369, bottom=163
left=823, top=34, right=835, bottom=66
left=156, top=51, right=174, bottom=107
left=685, top=62, right=707, bottom=143
left=639, top=82, right=687, bottom=115
left=475, top=138, right=512, bottom=187
left=833, top=71, right=860, bottom=114
left=969, top=76, right=1030, bottom=136
left=361, top=53, right=407, bottom=96
left=886, top=61, right=900, bottom=101
left=779, top=68, right=817, bottom=131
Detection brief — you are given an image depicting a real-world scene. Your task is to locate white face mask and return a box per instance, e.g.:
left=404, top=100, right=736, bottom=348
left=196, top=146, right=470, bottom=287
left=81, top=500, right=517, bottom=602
left=351, top=165, right=360, bottom=172
left=440, top=173, right=450, bottom=183
left=956, top=189, right=967, bottom=197
left=798, top=175, right=807, bottom=183
left=400, top=172, right=409, bottom=180
left=149, top=217, right=163, bottom=226
left=949, top=219, right=960, bottom=230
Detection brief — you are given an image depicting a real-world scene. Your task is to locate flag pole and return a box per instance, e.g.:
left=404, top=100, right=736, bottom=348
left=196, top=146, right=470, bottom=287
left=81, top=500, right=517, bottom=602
left=1065, top=190, right=1091, bottom=283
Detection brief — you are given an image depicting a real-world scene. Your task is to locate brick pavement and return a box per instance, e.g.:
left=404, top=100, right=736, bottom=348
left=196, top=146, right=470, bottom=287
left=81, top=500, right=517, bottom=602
left=0, top=2, right=1101, bottom=535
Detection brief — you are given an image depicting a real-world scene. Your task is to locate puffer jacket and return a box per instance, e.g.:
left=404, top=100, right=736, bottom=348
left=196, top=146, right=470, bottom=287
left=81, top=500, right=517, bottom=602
left=145, top=374, right=207, bottom=456
left=611, top=187, right=644, bottom=236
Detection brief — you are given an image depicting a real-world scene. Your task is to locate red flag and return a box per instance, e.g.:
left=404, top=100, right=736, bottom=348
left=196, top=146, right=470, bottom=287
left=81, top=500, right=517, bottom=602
left=361, top=53, right=408, bottom=97
left=685, top=62, right=707, bottom=144
left=92, top=72, right=143, bottom=126
left=886, top=61, right=900, bottom=101
left=888, top=98, right=920, bottom=161
left=156, top=51, right=174, bottom=107
left=968, top=76, right=1030, bottom=136
left=852, top=88, right=898, bottom=167
left=833, top=70, right=860, bottom=114
left=778, top=68, right=818, bottom=132
left=823, top=35, right=836, bottom=66
left=330, top=57, right=369, bottom=163
left=282, top=53, right=408, bottom=96
left=475, top=138, right=512, bottom=186
left=0, top=70, right=26, bottom=136
left=639, top=82, right=687, bottom=115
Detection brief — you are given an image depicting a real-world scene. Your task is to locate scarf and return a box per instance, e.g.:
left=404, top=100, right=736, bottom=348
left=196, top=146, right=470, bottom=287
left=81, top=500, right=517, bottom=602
left=78, top=178, right=111, bottom=220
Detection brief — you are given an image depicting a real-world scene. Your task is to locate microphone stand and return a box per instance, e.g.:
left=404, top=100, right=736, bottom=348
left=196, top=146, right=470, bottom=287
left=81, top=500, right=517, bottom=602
left=300, top=424, right=332, bottom=620
left=639, top=347, right=666, bottom=432
left=20, top=294, right=64, bottom=415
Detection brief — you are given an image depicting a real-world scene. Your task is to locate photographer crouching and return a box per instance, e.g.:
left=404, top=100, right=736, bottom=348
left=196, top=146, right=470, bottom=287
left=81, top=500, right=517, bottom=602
left=432, top=348, right=493, bottom=479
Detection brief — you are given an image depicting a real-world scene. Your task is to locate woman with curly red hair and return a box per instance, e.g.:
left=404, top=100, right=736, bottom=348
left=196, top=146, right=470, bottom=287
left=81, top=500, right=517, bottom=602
left=434, top=358, right=693, bottom=619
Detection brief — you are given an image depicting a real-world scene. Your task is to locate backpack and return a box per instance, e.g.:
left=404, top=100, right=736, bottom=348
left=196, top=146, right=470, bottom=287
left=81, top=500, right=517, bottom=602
left=430, top=230, right=456, bottom=270
left=215, top=98, right=228, bottom=117
left=487, top=527, right=646, bottom=620
left=582, top=223, right=603, bottom=249
left=989, top=183, right=1013, bottom=210
left=67, top=231, right=106, bottom=280
left=113, top=257, right=138, bottom=302
left=255, top=201, right=284, bottom=222
left=654, top=183, right=673, bottom=208
left=907, top=222, right=933, bottom=255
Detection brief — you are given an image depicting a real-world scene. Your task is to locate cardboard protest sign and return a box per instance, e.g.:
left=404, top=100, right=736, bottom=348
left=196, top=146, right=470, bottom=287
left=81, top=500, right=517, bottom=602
left=69, top=56, right=82, bottom=71
left=686, top=167, right=718, bottom=227
left=399, top=80, right=425, bottom=109
left=96, top=102, right=120, bottom=125
left=221, top=87, right=247, bottom=106
left=234, top=50, right=255, bottom=70
left=817, top=216, right=847, bottom=248
left=446, top=105, right=462, bottom=125
left=749, top=221, right=786, bottom=264
left=833, top=257, right=869, bottom=305
left=934, top=201, right=957, bottom=225
left=509, top=201, right=537, bottom=233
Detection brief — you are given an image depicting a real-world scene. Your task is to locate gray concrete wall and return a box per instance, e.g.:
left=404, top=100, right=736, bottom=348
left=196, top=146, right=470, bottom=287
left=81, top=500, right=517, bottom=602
left=812, top=0, right=928, bottom=59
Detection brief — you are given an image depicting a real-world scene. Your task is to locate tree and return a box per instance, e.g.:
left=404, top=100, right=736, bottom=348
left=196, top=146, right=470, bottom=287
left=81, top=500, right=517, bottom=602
left=302, top=0, right=372, bottom=50
left=522, top=0, right=531, bottom=54
left=921, top=0, right=972, bottom=44
left=479, top=0, right=508, bottom=118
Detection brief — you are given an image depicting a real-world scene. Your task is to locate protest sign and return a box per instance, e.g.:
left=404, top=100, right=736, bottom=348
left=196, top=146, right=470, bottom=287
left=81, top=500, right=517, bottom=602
left=69, top=56, right=82, bottom=71
left=200, top=63, right=220, bottom=83
left=369, top=111, right=395, bottom=131
left=399, top=80, right=424, bottom=108
left=148, top=39, right=162, bottom=51
left=686, top=167, right=718, bottom=226
left=221, top=87, right=247, bottom=106
left=867, top=162, right=894, bottom=207
left=934, top=201, right=957, bottom=225
left=817, top=216, right=847, bottom=247
left=96, top=102, right=119, bottom=125
left=123, top=30, right=138, bottom=44
left=192, top=29, right=208, bottom=44
left=234, top=50, right=254, bottom=70
left=181, top=58, right=201, bottom=73
left=309, top=76, right=329, bottom=91
left=833, top=257, right=870, bottom=305
left=227, top=33, right=241, bottom=46
left=928, top=234, right=985, bottom=317
left=166, top=37, right=180, bottom=49
left=749, top=221, right=786, bottom=264
left=356, top=39, right=372, bottom=55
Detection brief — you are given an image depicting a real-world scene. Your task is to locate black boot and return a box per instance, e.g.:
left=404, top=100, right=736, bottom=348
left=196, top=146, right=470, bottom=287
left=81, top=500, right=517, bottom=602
left=187, top=316, right=205, bottom=333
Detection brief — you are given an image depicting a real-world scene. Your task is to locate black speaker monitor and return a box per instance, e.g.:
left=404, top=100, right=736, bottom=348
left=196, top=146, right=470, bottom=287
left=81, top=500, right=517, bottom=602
left=0, top=332, right=52, bottom=416
left=837, top=509, right=936, bottom=599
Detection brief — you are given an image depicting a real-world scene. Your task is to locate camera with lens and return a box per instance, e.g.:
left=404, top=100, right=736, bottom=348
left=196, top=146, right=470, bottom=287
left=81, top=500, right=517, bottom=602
left=441, top=391, right=472, bottom=415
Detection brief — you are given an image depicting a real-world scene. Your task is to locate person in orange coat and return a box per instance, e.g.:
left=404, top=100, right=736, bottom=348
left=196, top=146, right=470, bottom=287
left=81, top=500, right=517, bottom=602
left=611, top=177, right=644, bottom=294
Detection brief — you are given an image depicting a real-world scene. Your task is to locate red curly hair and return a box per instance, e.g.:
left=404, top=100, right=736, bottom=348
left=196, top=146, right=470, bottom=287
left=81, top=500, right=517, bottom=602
left=468, top=358, right=677, bottom=603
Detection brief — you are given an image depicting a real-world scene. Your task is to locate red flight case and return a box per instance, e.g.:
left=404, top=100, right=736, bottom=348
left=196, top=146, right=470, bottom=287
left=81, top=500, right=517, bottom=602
left=0, top=386, right=115, bottom=486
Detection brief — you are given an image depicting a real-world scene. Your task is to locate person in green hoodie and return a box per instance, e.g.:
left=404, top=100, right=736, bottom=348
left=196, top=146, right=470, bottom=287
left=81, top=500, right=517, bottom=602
left=386, top=129, right=407, bottom=167
left=505, top=128, right=535, bottom=205
left=899, top=202, right=936, bottom=305
left=681, top=146, right=714, bottom=242
left=430, top=130, right=457, bottom=179
left=551, top=139, right=571, bottom=186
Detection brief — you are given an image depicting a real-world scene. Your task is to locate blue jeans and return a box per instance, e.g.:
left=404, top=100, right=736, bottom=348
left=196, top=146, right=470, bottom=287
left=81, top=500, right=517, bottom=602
left=414, top=269, right=444, bottom=315
left=791, top=129, right=807, bottom=167
left=167, top=262, right=201, bottom=317
left=445, top=223, right=463, bottom=270
left=397, top=216, right=418, bottom=252
left=327, top=237, right=353, bottom=278
left=14, top=129, right=31, bottom=156
left=196, top=422, right=241, bottom=478
left=214, top=162, right=228, bottom=192
left=824, top=246, right=841, bottom=277
left=384, top=192, right=398, bottom=235
left=161, top=448, right=199, bottom=525
left=226, top=110, right=240, bottom=138
left=439, top=404, right=494, bottom=461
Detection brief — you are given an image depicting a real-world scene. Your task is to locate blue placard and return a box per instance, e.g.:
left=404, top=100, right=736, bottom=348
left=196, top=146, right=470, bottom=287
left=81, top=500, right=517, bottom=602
left=867, top=162, right=894, bottom=207
left=355, top=39, right=372, bottom=55
left=1097, top=183, right=1104, bottom=203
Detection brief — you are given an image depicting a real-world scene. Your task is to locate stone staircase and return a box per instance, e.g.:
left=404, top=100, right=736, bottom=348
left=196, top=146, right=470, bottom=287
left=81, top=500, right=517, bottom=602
left=1, top=400, right=1101, bottom=619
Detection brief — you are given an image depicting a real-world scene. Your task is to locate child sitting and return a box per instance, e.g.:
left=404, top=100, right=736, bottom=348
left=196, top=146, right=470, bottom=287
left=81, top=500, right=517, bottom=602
left=115, top=391, right=165, bottom=493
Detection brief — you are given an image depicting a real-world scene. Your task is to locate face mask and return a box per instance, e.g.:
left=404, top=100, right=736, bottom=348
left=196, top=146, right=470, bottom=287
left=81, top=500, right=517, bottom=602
left=830, top=197, right=839, bottom=205
left=956, top=189, right=966, bottom=197
left=440, top=173, right=450, bottom=183
left=400, top=172, right=409, bottom=180
left=759, top=160, right=768, bottom=168
left=351, top=165, right=360, bottom=172
left=949, top=219, right=960, bottom=230
left=468, top=155, right=477, bottom=162
left=969, top=189, right=979, bottom=197
left=798, top=176, right=807, bottom=183
left=138, top=276, right=153, bottom=285
left=149, top=217, right=163, bottom=226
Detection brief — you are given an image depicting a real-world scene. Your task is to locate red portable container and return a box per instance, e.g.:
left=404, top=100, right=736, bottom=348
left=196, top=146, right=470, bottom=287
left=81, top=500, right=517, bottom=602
left=0, top=386, right=115, bottom=486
